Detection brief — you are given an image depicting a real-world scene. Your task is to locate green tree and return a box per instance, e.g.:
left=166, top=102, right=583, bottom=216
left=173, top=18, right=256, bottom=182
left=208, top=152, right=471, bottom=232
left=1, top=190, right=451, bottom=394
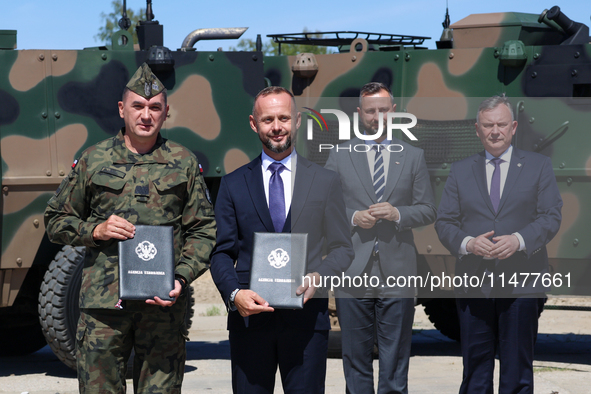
left=230, top=38, right=274, bottom=55
left=230, top=29, right=334, bottom=55
left=95, top=0, right=145, bottom=45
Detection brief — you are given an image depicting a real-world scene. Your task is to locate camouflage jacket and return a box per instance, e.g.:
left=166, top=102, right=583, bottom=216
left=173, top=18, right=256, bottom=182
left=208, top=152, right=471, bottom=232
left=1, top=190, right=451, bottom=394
left=44, top=129, right=216, bottom=309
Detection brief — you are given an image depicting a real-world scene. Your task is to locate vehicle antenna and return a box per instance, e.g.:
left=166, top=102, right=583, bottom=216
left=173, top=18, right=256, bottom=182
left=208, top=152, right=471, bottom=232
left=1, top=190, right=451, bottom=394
left=443, top=0, right=451, bottom=30
left=436, top=0, right=453, bottom=49
left=146, top=0, right=154, bottom=22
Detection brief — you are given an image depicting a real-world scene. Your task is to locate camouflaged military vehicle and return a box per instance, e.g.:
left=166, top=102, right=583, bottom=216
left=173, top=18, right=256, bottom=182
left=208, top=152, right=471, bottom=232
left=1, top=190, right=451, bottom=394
left=1, top=1, right=590, bottom=368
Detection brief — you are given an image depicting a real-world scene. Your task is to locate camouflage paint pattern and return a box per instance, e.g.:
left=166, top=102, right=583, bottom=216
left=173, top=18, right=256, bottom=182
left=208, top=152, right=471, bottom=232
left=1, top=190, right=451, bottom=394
left=0, top=46, right=263, bottom=307
left=264, top=11, right=591, bottom=296
left=44, top=131, right=216, bottom=308
left=1, top=6, right=590, bottom=310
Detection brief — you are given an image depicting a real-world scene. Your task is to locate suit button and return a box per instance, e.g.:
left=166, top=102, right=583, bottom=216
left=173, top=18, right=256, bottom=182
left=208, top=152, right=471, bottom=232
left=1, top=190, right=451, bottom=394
left=495, top=219, right=499, bottom=223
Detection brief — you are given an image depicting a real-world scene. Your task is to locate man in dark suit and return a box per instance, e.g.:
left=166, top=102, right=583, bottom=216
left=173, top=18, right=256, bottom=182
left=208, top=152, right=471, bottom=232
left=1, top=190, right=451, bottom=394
left=210, top=86, right=354, bottom=394
left=435, top=95, right=562, bottom=394
left=325, top=82, right=436, bottom=394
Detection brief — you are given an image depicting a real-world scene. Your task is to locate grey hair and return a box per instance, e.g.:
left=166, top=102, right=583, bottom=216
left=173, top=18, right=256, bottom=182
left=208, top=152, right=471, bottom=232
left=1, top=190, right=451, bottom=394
left=359, top=82, right=394, bottom=107
left=476, top=95, right=515, bottom=124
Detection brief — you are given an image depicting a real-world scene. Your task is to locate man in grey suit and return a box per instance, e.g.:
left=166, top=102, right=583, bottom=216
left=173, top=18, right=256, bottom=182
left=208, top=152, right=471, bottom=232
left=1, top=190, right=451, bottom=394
left=325, top=82, right=436, bottom=394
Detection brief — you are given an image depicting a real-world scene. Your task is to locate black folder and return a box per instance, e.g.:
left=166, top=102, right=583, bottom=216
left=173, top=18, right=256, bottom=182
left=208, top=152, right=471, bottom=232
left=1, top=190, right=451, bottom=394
left=118, top=225, right=175, bottom=301
left=249, top=232, right=308, bottom=309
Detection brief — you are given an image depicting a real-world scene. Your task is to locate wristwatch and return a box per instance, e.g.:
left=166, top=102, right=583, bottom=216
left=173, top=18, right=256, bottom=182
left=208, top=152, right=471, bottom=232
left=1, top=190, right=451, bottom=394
left=228, top=288, right=241, bottom=311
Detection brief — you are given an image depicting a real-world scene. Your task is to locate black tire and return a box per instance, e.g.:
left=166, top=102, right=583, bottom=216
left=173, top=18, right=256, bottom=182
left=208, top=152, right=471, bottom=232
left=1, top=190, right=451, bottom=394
left=38, top=245, right=85, bottom=369
left=185, top=285, right=195, bottom=330
left=423, top=298, right=461, bottom=342
left=38, top=245, right=196, bottom=371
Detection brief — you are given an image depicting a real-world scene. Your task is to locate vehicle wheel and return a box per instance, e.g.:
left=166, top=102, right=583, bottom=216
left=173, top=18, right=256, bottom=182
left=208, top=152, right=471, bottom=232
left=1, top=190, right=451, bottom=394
left=185, top=285, right=195, bottom=330
left=38, top=245, right=85, bottom=369
left=0, top=265, right=48, bottom=356
left=423, top=298, right=461, bottom=342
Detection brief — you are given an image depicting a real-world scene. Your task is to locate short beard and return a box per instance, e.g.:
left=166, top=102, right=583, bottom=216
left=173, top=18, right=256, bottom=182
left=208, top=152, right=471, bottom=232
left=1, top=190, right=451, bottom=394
left=263, top=135, right=292, bottom=154
left=362, top=121, right=381, bottom=136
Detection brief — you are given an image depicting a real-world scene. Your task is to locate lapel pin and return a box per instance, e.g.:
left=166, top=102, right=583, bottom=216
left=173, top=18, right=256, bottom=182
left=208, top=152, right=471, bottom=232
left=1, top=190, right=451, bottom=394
left=517, top=163, right=522, bottom=167
left=395, top=161, right=400, bottom=165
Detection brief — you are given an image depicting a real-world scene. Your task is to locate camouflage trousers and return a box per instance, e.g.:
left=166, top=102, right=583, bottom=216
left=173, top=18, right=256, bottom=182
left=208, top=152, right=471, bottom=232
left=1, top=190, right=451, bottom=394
left=76, top=299, right=187, bottom=394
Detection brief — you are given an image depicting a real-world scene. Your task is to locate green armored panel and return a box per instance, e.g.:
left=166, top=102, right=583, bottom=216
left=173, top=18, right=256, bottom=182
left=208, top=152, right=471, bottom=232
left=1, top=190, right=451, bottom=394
left=0, top=47, right=265, bottom=278
left=0, top=30, right=16, bottom=50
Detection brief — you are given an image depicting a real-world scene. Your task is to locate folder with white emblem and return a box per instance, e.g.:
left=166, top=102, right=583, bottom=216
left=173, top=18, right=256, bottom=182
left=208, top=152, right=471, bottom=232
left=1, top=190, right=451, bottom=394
left=118, top=225, right=175, bottom=301
left=249, top=232, right=308, bottom=309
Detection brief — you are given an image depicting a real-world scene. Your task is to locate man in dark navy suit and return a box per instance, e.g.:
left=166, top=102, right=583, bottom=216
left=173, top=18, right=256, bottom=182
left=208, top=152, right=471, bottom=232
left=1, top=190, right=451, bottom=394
left=210, top=86, right=353, bottom=394
left=435, top=95, right=562, bottom=394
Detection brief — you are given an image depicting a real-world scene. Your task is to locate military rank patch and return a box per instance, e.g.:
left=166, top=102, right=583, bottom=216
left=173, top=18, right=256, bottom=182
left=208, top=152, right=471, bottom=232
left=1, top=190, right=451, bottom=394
left=99, top=167, right=126, bottom=178
left=135, top=185, right=150, bottom=203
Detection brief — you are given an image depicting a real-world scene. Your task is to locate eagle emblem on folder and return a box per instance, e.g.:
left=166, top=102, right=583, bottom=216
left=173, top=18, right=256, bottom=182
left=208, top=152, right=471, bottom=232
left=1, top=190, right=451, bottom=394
left=268, top=248, right=289, bottom=269
left=135, top=240, right=158, bottom=261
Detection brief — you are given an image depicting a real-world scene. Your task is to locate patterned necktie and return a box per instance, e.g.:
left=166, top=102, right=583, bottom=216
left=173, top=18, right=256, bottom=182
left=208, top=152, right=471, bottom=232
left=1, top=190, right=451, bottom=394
left=372, top=145, right=385, bottom=255
left=373, top=145, right=385, bottom=202
left=490, top=157, right=502, bottom=212
left=268, top=162, right=286, bottom=233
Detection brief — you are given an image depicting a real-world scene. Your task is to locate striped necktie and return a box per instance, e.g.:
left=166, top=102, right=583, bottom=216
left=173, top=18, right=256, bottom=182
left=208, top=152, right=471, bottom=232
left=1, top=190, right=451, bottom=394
left=372, top=145, right=385, bottom=255
left=373, top=145, right=385, bottom=202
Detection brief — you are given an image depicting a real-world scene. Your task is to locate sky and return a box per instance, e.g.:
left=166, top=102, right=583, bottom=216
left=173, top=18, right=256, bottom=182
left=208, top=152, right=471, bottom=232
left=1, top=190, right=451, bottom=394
left=2, top=1, right=590, bottom=52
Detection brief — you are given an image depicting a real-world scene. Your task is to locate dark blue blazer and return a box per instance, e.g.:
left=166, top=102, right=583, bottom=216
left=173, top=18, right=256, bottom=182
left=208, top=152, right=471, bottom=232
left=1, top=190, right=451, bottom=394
left=435, top=147, right=562, bottom=296
left=210, top=154, right=354, bottom=330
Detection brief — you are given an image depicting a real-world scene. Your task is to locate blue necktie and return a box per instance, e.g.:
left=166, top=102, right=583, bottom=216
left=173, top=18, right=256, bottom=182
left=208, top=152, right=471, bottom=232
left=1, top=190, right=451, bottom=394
left=268, top=162, right=286, bottom=233
left=490, top=157, right=502, bottom=212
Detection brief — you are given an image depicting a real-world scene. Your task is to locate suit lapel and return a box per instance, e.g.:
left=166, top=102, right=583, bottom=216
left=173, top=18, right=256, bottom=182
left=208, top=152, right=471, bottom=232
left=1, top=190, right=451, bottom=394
left=244, top=156, right=275, bottom=232
left=472, top=152, right=496, bottom=215
left=349, top=138, right=377, bottom=203
left=497, top=148, right=525, bottom=213
left=382, top=148, right=405, bottom=202
left=290, top=155, right=314, bottom=230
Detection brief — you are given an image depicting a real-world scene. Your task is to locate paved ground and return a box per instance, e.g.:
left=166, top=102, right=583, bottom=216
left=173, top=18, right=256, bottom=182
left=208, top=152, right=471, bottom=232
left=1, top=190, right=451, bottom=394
left=1, top=300, right=590, bottom=394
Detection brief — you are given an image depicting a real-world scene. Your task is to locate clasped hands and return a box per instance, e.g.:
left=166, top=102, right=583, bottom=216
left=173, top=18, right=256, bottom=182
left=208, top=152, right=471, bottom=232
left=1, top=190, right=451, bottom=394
left=233, top=272, right=321, bottom=317
left=466, top=230, right=520, bottom=260
left=353, top=202, right=399, bottom=229
left=92, top=214, right=182, bottom=307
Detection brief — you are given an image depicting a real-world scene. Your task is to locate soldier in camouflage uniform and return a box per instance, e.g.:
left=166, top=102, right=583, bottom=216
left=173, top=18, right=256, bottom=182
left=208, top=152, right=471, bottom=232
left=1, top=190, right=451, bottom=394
left=44, top=63, right=216, bottom=393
